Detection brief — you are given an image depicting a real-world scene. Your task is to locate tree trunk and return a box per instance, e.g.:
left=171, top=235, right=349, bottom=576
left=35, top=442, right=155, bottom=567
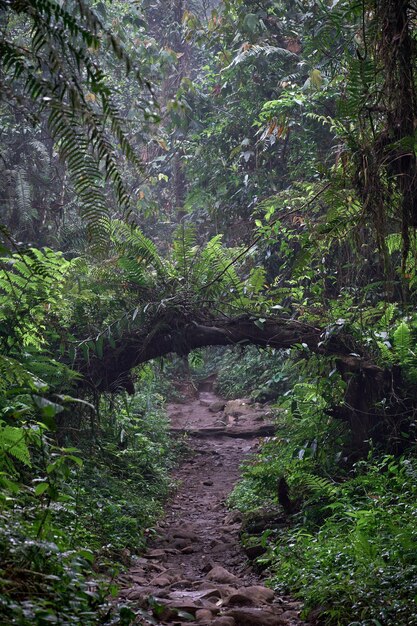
left=76, top=314, right=401, bottom=450
left=79, top=315, right=382, bottom=390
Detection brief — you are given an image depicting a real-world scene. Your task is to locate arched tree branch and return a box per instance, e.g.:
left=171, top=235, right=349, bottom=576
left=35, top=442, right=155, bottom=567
left=78, top=315, right=381, bottom=392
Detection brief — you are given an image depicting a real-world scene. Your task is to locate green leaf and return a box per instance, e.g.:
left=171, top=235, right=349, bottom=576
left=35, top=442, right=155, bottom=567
left=243, top=13, right=260, bottom=33
left=35, top=482, right=50, bottom=496
left=310, top=69, right=323, bottom=88
left=67, top=454, right=83, bottom=467
left=0, top=425, right=31, bottom=466
left=33, top=396, right=64, bottom=418
left=96, top=335, right=104, bottom=358
left=176, top=610, right=195, bottom=621
left=393, top=321, right=411, bottom=364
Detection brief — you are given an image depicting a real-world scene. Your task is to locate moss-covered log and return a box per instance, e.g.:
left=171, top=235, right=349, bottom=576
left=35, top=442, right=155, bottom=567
left=79, top=315, right=384, bottom=394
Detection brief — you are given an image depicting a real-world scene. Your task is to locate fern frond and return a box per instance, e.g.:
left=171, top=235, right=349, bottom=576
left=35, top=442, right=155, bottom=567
left=393, top=321, right=412, bottom=365
left=246, top=266, right=266, bottom=295
left=111, top=220, right=168, bottom=281
left=296, top=472, right=337, bottom=498
left=0, top=425, right=31, bottom=467
left=386, top=233, right=402, bottom=256
left=227, top=44, right=298, bottom=69
left=15, top=169, right=33, bottom=220
left=172, top=224, right=198, bottom=281
left=0, top=355, right=36, bottom=392
left=197, top=235, right=243, bottom=300
left=118, top=256, right=149, bottom=287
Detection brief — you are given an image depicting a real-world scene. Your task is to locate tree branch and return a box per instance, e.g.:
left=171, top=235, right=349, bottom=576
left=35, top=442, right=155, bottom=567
left=78, top=314, right=380, bottom=392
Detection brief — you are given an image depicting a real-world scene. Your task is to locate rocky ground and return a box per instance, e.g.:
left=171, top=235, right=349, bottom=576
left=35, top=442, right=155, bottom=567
left=118, top=387, right=308, bottom=626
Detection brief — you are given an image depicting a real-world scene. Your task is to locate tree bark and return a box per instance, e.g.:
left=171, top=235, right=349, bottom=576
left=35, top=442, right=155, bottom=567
left=76, top=314, right=400, bottom=450
left=79, top=315, right=382, bottom=393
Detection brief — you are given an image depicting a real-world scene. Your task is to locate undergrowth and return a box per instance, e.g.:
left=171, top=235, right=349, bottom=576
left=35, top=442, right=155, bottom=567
left=226, top=349, right=417, bottom=625
left=264, top=455, right=417, bottom=626
left=0, top=372, right=180, bottom=625
left=68, top=389, right=178, bottom=558
left=192, top=345, right=295, bottom=401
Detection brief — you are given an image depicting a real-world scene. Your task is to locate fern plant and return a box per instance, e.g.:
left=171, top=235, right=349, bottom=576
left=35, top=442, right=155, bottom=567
left=290, top=471, right=337, bottom=499
left=111, top=219, right=169, bottom=286
left=391, top=320, right=417, bottom=383
left=0, top=244, right=79, bottom=487
left=0, top=247, right=72, bottom=350
left=109, top=219, right=244, bottom=311
left=393, top=322, right=412, bottom=365
left=77, top=220, right=249, bottom=366
left=0, top=424, right=32, bottom=469
left=226, top=43, right=298, bottom=69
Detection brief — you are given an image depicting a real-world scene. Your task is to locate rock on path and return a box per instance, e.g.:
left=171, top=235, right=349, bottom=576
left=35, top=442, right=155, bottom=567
left=118, top=389, right=308, bottom=626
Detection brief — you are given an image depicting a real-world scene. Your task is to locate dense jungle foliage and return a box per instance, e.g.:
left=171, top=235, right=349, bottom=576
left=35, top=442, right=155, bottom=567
left=2, top=0, right=417, bottom=624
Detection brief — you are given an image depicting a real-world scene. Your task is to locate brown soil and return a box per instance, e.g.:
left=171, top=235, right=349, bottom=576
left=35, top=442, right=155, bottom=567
left=118, top=386, right=309, bottom=626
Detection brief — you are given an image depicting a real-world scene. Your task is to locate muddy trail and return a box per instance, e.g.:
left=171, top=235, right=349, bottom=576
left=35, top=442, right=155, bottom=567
left=119, top=384, right=308, bottom=626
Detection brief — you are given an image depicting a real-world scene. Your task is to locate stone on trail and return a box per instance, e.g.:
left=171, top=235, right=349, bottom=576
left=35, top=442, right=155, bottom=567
left=210, top=540, right=235, bottom=555
left=163, top=599, right=201, bottom=613
left=172, top=537, right=191, bottom=550
left=169, top=579, right=195, bottom=590
left=164, top=548, right=181, bottom=554
left=124, top=588, right=147, bottom=603
left=281, top=609, right=301, bottom=620
left=224, top=591, right=253, bottom=606
left=146, top=548, right=166, bottom=560
left=130, top=557, right=149, bottom=567
left=206, top=565, right=239, bottom=584
left=209, top=401, right=226, bottom=413
left=145, top=561, right=166, bottom=573
left=245, top=585, right=274, bottom=603
left=128, top=575, right=147, bottom=585
left=211, top=617, right=236, bottom=626
left=201, top=560, right=216, bottom=574
left=224, top=607, right=285, bottom=626
left=197, top=581, right=237, bottom=600
left=224, top=399, right=252, bottom=417
left=149, top=575, right=171, bottom=587
left=181, top=545, right=196, bottom=554
left=196, top=608, right=213, bottom=622
left=225, top=424, right=276, bottom=438
left=223, top=510, right=243, bottom=525
left=221, top=523, right=241, bottom=534
left=124, top=586, right=169, bottom=602
left=225, top=585, right=274, bottom=606
left=168, top=588, right=222, bottom=603
left=282, top=601, right=303, bottom=611
left=172, top=526, right=198, bottom=541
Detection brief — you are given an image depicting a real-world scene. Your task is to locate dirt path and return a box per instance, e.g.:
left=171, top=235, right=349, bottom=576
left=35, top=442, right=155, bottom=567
left=118, top=388, right=308, bottom=626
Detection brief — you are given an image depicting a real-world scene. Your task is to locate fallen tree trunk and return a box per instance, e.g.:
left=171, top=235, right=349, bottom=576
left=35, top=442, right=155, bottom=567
left=79, top=315, right=384, bottom=393
left=77, top=314, right=401, bottom=450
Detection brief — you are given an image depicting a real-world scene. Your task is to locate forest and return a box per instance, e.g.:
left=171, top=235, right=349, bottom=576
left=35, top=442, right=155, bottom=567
left=1, top=0, right=417, bottom=624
